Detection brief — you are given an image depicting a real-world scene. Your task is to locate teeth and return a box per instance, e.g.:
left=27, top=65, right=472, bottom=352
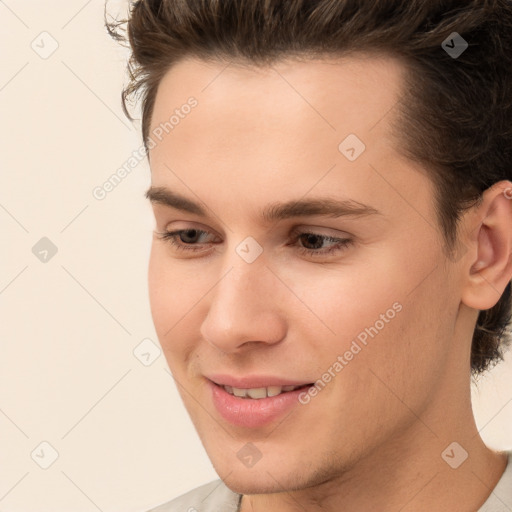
left=247, top=387, right=267, bottom=399
left=266, top=385, right=282, bottom=397
left=224, top=384, right=305, bottom=399
left=232, top=387, right=247, bottom=397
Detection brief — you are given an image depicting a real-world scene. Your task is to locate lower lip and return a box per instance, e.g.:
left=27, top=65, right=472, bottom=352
left=208, top=379, right=312, bottom=428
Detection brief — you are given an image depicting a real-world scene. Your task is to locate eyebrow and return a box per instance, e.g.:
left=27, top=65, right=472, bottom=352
left=145, top=186, right=381, bottom=222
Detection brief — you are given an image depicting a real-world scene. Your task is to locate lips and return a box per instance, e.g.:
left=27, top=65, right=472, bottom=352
left=207, top=378, right=314, bottom=428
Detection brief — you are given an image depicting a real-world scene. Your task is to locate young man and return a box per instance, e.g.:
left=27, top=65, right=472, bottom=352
left=108, top=1, right=512, bottom=510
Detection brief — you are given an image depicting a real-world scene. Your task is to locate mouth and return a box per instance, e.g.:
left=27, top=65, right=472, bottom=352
left=206, top=378, right=315, bottom=428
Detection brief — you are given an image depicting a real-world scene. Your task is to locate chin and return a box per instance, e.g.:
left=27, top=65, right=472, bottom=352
left=220, top=472, right=295, bottom=495
left=211, top=456, right=314, bottom=495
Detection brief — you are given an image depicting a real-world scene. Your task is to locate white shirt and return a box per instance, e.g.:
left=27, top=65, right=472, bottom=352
left=147, top=450, right=512, bottom=511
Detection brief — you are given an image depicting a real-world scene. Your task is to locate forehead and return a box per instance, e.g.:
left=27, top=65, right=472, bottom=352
left=147, top=54, right=435, bottom=230
left=148, top=54, right=408, bottom=171
left=150, top=53, right=406, bottom=140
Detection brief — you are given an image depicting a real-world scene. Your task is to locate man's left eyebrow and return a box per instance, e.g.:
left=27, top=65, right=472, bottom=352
left=145, top=186, right=381, bottom=221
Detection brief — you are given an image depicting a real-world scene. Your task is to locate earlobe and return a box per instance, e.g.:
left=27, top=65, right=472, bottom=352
left=462, top=181, right=512, bottom=311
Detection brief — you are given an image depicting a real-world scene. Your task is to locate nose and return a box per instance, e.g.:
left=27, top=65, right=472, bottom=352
left=199, top=251, right=287, bottom=353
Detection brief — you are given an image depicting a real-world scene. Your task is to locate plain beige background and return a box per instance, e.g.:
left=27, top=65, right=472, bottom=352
left=0, top=1, right=511, bottom=510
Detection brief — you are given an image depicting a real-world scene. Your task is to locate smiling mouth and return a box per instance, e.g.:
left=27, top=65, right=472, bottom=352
left=208, top=379, right=314, bottom=427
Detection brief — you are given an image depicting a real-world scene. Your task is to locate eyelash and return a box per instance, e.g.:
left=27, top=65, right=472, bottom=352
left=155, top=228, right=353, bottom=258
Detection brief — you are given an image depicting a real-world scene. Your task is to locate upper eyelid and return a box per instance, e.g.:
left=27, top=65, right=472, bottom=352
left=157, top=218, right=352, bottom=237
left=163, top=227, right=349, bottom=240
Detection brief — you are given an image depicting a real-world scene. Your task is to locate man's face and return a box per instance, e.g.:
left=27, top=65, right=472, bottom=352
left=147, top=55, right=464, bottom=493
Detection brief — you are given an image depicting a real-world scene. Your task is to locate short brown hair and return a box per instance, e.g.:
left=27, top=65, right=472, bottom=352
left=106, top=0, right=512, bottom=375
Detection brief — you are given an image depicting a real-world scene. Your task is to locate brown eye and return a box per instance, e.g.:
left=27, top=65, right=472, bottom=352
left=156, top=228, right=218, bottom=253
left=291, top=229, right=354, bottom=258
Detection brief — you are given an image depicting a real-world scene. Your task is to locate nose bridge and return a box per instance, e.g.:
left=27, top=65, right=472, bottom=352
left=218, top=236, right=271, bottom=307
left=200, top=244, right=286, bottom=351
left=210, top=248, right=270, bottom=323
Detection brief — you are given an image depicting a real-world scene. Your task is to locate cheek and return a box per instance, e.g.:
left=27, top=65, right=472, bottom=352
left=147, top=245, right=169, bottom=334
left=348, top=276, right=451, bottom=413
left=147, top=246, right=189, bottom=350
left=289, top=243, right=450, bottom=387
left=278, top=251, right=410, bottom=347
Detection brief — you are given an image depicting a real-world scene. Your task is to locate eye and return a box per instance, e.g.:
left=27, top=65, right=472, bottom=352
left=154, top=227, right=353, bottom=258
left=289, top=229, right=353, bottom=257
left=155, top=228, right=219, bottom=253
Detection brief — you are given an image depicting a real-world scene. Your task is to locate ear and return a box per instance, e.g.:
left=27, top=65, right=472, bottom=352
left=461, top=180, right=512, bottom=310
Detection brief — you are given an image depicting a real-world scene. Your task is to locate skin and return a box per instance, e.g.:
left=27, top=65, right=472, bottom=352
left=146, top=55, right=512, bottom=511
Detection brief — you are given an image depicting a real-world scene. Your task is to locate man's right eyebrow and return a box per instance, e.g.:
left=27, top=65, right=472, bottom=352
left=145, top=186, right=207, bottom=216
